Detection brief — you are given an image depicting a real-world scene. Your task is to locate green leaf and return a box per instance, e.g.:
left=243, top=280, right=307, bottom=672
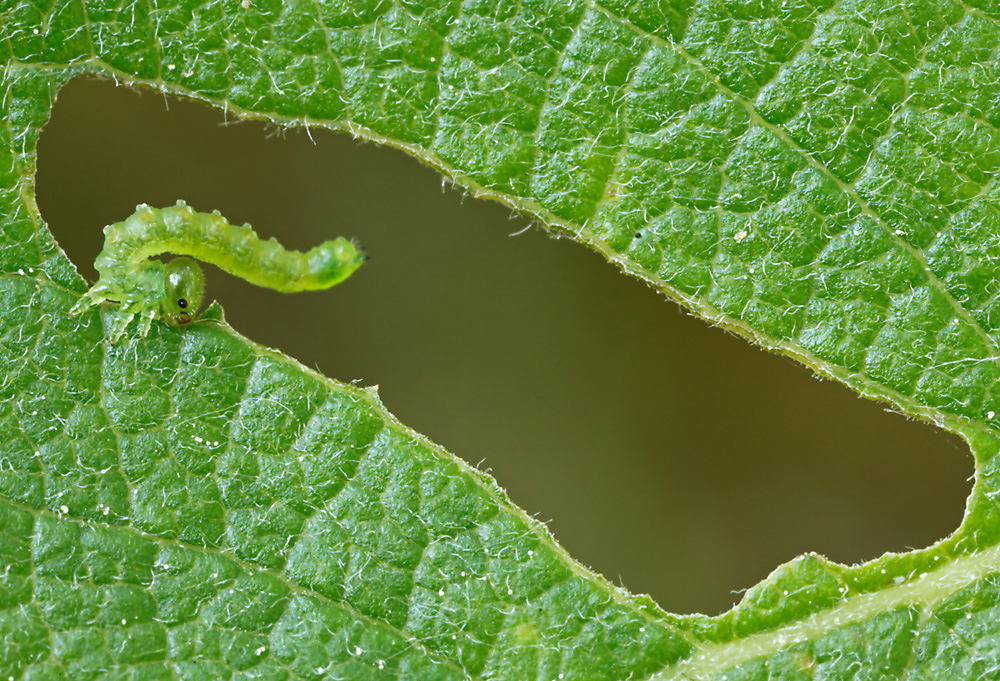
left=2, top=1, right=1000, bottom=679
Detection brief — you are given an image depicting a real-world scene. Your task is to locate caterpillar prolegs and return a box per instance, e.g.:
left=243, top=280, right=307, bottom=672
left=70, top=201, right=367, bottom=342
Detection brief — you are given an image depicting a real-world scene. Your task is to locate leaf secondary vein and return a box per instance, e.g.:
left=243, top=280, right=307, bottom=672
left=584, top=0, right=1000, bottom=370
left=5, top=496, right=475, bottom=680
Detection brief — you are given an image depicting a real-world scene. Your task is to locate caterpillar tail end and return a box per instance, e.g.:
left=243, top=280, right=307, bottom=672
left=305, top=238, right=367, bottom=290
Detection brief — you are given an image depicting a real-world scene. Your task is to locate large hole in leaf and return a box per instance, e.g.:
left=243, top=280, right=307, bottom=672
left=36, top=77, right=971, bottom=616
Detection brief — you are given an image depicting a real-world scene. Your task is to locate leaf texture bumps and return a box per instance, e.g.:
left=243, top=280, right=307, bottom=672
left=0, top=290, right=691, bottom=679
left=3, top=0, right=1000, bottom=679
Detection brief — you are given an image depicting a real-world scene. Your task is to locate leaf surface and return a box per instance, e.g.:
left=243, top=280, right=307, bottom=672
left=2, top=0, right=1000, bottom=679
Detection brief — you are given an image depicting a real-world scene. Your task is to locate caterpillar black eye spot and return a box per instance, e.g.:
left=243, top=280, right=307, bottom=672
left=634, top=232, right=642, bottom=239
left=162, top=257, right=204, bottom=328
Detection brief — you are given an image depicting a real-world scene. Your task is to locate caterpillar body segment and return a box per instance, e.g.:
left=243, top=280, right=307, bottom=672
left=71, top=201, right=366, bottom=342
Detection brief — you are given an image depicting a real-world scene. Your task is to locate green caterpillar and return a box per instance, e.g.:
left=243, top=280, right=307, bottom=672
left=70, top=201, right=366, bottom=342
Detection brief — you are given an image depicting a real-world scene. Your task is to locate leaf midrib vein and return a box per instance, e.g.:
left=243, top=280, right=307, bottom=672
left=649, top=543, right=1000, bottom=680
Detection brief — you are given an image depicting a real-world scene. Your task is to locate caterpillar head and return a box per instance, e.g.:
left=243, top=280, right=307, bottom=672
left=161, top=257, right=205, bottom=326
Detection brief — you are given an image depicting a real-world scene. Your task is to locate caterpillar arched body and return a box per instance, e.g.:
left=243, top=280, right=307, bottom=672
left=70, top=201, right=366, bottom=342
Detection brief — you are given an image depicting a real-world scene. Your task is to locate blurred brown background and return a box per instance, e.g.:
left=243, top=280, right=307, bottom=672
left=36, top=77, right=970, bottom=616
